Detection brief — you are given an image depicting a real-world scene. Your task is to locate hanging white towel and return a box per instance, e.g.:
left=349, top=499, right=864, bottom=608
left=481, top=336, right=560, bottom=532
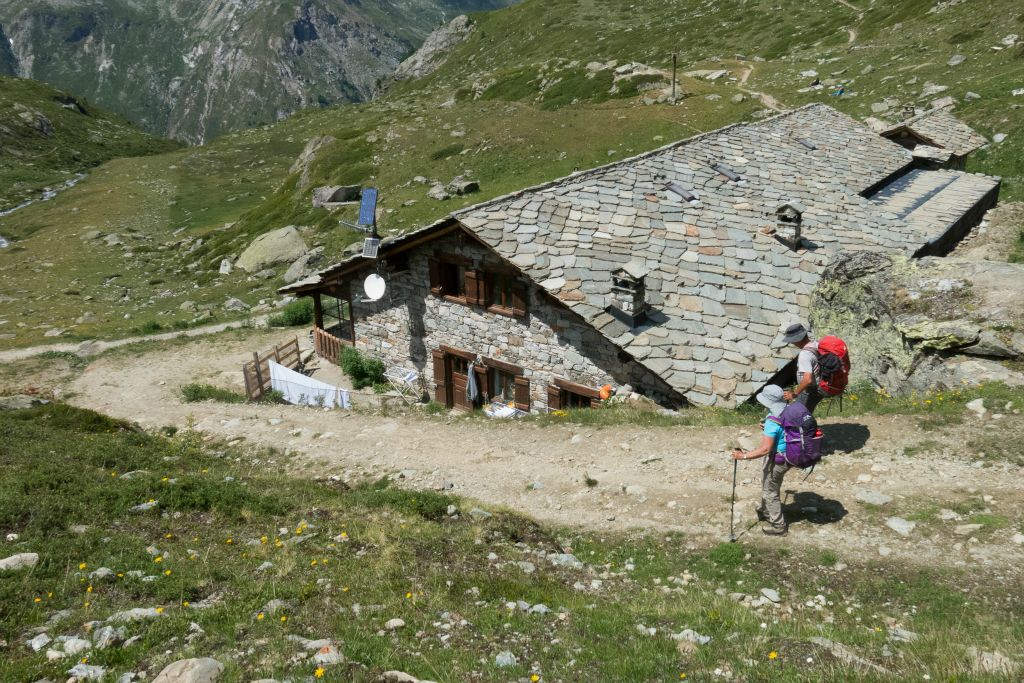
left=268, top=360, right=351, bottom=409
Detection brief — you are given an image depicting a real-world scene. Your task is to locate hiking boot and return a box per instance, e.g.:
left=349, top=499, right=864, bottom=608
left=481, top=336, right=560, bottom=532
left=762, top=524, right=788, bottom=537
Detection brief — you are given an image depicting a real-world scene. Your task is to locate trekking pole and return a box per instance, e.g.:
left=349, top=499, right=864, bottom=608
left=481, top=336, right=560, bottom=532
left=729, top=458, right=738, bottom=542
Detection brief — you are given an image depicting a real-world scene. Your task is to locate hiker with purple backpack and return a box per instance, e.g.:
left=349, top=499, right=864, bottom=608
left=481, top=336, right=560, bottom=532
left=731, top=384, right=823, bottom=536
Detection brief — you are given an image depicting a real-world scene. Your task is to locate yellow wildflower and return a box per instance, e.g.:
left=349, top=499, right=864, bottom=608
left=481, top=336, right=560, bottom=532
left=182, top=601, right=190, bottom=607
left=314, top=668, right=325, bottom=678
left=164, top=570, right=172, bottom=576
left=78, top=562, right=87, bottom=570
left=280, top=615, right=288, bottom=623
left=155, top=556, right=163, bottom=563
left=34, top=597, right=42, bottom=603
left=83, top=601, right=91, bottom=608
left=86, top=585, right=93, bottom=593
left=155, top=607, right=165, bottom=614
left=531, top=676, right=540, bottom=682
left=257, top=612, right=265, bottom=621
left=311, top=559, right=318, bottom=566
left=769, top=651, right=778, bottom=660
left=226, top=538, right=233, bottom=545
left=260, top=536, right=268, bottom=545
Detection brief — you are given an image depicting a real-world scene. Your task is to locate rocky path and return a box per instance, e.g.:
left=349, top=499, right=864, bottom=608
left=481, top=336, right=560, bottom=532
left=737, top=63, right=786, bottom=112
left=54, top=331, right=1024, bottom=574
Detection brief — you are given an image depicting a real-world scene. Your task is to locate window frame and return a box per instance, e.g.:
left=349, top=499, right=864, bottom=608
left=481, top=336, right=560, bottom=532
left=485, top=270, right=528, bottom=318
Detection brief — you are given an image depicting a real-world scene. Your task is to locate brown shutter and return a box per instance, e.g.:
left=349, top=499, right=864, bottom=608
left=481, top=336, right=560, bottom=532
left=474, top=365, right=489, bottom=402
left=590, top=396, right=603, bottom=408
left=431, top=349, right=447, bottom=405
left=514, top=376, right=531, bottom=412
left=428, top=260, right=442, bottom=295
left=547, top=384, right=562, bottom=411
left=464, top=269, right=484, bottom=306
left=511, top=283, right=527, bottom=317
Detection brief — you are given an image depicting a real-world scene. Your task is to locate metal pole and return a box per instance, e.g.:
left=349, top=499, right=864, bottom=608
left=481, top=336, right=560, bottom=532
left=729, top=459, right=738, bottom=542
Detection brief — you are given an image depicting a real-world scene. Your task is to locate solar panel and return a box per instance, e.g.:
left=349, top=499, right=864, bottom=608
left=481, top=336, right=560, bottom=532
left=711, top=162, right=741, bottom=182
left=358, top=188, right=378, bottom=227
left=664, top=181, right=699, bottom=203
left=361, top=236, right=380, bottom=259
left=797, top=138, right=818, bottom=151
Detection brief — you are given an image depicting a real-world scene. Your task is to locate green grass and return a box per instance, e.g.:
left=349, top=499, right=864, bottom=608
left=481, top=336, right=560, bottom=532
left=267, top=298, right=314, bottom=328
left=179, top=383, right=247, bottom=404
left=0, top=403, right=1022, bottom=682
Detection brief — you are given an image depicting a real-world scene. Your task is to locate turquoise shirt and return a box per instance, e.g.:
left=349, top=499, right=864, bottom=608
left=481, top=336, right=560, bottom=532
left=763, top=418, right=786, bottom=454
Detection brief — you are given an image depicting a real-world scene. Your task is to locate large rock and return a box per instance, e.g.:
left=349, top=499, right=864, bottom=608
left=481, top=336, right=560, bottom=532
left=0, top=395, right=47, bottom=411
left=312, top=185, right=361, bottom=207
left=235, top=227, right=308, bottom=273
left=811, top=253, right=1024, bottom=394
left=152, top=657, right=224, bottom=683
left=283, top=247, right=325, bottom=284
left=0, top=552, right=39, bottom=570
left=394, top=15, right=474, bottom=80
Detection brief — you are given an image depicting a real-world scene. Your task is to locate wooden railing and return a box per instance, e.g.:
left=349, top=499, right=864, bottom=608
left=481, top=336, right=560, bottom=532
left=313, top=326, right=350, bottom=365
left=242, top=336, right=302, bottom=401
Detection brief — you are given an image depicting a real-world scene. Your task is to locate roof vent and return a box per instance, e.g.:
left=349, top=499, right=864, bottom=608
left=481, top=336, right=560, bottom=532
left=775, top=201, right=805, bottom=250
left=607, top=261, right=649, bottom=329
left=711, top=162, right=742, bottom=182
left=796, top=138, right=818, bottom=151
left=664, top=181, right=701, bottom=206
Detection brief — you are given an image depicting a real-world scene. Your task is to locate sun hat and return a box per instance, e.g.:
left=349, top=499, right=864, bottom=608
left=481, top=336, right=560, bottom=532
left=756, top=384, right=787, bottom=417
left=779, top=322, right=809, bottom=345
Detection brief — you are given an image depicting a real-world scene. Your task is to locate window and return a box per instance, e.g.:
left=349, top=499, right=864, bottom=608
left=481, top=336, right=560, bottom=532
left=547, top=378, right=600, bottom=410
left=490, top=368, right=517, bottom=403
left=563, top=390, right=594, bottom=409
left=440, top=262, right=465, bottom=298
left=486, top=271, right=527, bottom=317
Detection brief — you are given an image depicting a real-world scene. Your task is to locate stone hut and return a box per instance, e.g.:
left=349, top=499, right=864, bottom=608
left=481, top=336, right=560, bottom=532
left=281, top=104, right=998, bottom=410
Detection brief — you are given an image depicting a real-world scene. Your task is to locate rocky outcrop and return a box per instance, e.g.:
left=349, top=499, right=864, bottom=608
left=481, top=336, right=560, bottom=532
left=811, top=251, right=1024, bottom=393
left=394, top=15, right=474, bottom=80
left=291, top=136, right=336, bottom=190
left=152, top=657, right=224, bottom=683
left=235, top=226, right=308, bottom=272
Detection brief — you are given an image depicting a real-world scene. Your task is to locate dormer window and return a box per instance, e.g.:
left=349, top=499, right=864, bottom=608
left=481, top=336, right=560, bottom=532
left=775, top=201, right=805, bottom=249
left=608, top=261, right=649, bottom=328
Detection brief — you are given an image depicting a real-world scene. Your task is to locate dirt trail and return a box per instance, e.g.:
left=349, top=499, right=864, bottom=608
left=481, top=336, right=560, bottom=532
left=737, top=63, right=786, bottom=112
left=62, top=331, right=1024, bottom=572
left=0, top=316, right=269, bottom=363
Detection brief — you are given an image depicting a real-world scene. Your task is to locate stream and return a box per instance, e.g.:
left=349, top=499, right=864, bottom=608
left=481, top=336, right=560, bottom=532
left=0, top=173, right=87, bottom=247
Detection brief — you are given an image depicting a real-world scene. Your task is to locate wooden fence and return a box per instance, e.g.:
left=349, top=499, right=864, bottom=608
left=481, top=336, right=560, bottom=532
left=313, top=326, right=349, bottom=365
left=242, top=336, right=303, bottom=401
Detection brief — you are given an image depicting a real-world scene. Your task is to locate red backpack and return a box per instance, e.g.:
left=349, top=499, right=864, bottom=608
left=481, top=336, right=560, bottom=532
left=816, top=336, right=850, bottom=397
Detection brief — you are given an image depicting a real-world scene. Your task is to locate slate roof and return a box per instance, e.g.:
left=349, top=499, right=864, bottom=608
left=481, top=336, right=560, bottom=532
left=869, top=168, right=999, bottom=242
left=883, top=107, right=989, bottom=157
left=284, top=104, right=998, bottom=407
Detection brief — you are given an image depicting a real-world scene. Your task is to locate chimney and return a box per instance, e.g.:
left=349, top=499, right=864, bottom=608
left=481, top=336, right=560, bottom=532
left=608, top=262, right=649, bottom=328
left=901, top=104, right=916, bottom=121
left=775, top=201, right=804, bottom=250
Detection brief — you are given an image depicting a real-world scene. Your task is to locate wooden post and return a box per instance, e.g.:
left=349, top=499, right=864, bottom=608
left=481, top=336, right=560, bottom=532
left=252, top=351, right=263, bottom=398
left=313, top=294, right=323, bottom=329
left=672, top=52, right=678, bottom=104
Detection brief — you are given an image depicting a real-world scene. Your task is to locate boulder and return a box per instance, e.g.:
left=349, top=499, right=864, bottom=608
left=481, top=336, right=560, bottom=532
left=283, top=247, right=325, bottom=284
left=895, top=317, right=980, bottom=350
left=0, top=395, right=47, bottom=411
left=152, top=657, right=224, bottom=683
left=223, top=298, right=250, bottom=312
left=312, top=185, right=361, bottom=207
left=447, top=178, right=480, bottom=195
left=236, top=227, right=308, bottom=272
left=427, top=184, right=450, bottom=201
left=0, top=553, right=39, bottom=571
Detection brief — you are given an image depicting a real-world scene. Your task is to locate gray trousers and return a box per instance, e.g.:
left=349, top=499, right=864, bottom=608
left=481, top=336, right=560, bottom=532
left=796, top=386, right=824, bottom=414
left=761, top=456, right=791, bottom=528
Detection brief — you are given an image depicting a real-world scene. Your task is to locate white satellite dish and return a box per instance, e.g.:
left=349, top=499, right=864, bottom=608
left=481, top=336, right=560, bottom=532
left=363, top=273, right=386, bottom=301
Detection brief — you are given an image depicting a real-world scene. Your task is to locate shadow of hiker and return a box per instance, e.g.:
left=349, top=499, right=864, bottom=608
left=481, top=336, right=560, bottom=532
left=781, top=490, right=848, bottom=525
left=820, top=422, right=870, bottom=455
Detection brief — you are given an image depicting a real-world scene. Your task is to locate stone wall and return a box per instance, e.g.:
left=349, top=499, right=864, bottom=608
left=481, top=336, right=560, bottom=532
left=343, top=232, right=681, bottom=411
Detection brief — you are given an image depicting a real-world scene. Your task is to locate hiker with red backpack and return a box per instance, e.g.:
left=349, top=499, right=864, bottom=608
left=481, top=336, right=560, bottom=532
left=778, top=323, right=850, bottom=414
left=732, top=384, right=823, bottom=536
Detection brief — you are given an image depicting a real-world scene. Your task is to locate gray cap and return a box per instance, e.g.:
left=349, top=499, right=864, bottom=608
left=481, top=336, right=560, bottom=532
left=756, top=384, right=787, bottom=417
left=780, top=322, right=809, bottom=345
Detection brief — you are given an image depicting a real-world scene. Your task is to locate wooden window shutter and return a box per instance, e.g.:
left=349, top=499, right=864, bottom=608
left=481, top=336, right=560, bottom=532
left=464, top=269, right=484, bottom=306
left=590, top=396, right=603, bottom=408
left=511, top=282, right=527, bottom=317
left=514, top=376, right=531, bottom=412
left=546, top=384, right=562, bottom=411
left=428, top=260, right=442, bottom=295
left=474, top=364, right=489, bottom=400
left=431, top=349, right=447, bottom=404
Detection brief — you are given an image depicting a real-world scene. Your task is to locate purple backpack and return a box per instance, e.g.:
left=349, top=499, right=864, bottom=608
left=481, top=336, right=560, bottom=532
left=766, top=402, right=823, bottom=468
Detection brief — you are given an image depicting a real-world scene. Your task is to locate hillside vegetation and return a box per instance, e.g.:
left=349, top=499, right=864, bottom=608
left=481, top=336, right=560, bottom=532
left=1, top=0, right=1023, bottom=348
left=0, top=403, right=1021, bottom=681
left=0, top=77, right=178, bottom=213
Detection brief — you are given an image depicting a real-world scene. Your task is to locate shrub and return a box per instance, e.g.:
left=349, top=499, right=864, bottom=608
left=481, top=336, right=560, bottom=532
left=339, top=347, right=385, bottom=389
left=268, top=298, right=313, bottom=327
left=180, top=383, right=246, bottom=404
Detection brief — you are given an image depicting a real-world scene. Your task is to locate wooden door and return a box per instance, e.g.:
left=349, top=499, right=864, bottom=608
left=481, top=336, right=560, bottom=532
left=431, top=349, right=449, bottom=407
left=450, top=355, right=471, bottom=411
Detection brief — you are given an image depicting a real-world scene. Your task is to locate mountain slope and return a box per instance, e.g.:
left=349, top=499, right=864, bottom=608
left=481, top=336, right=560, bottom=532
left=0, top=24, right=16, bottom=75
left=0, top=76, right=179, bottom=213
left=0, top=0, right=517, bottom=143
